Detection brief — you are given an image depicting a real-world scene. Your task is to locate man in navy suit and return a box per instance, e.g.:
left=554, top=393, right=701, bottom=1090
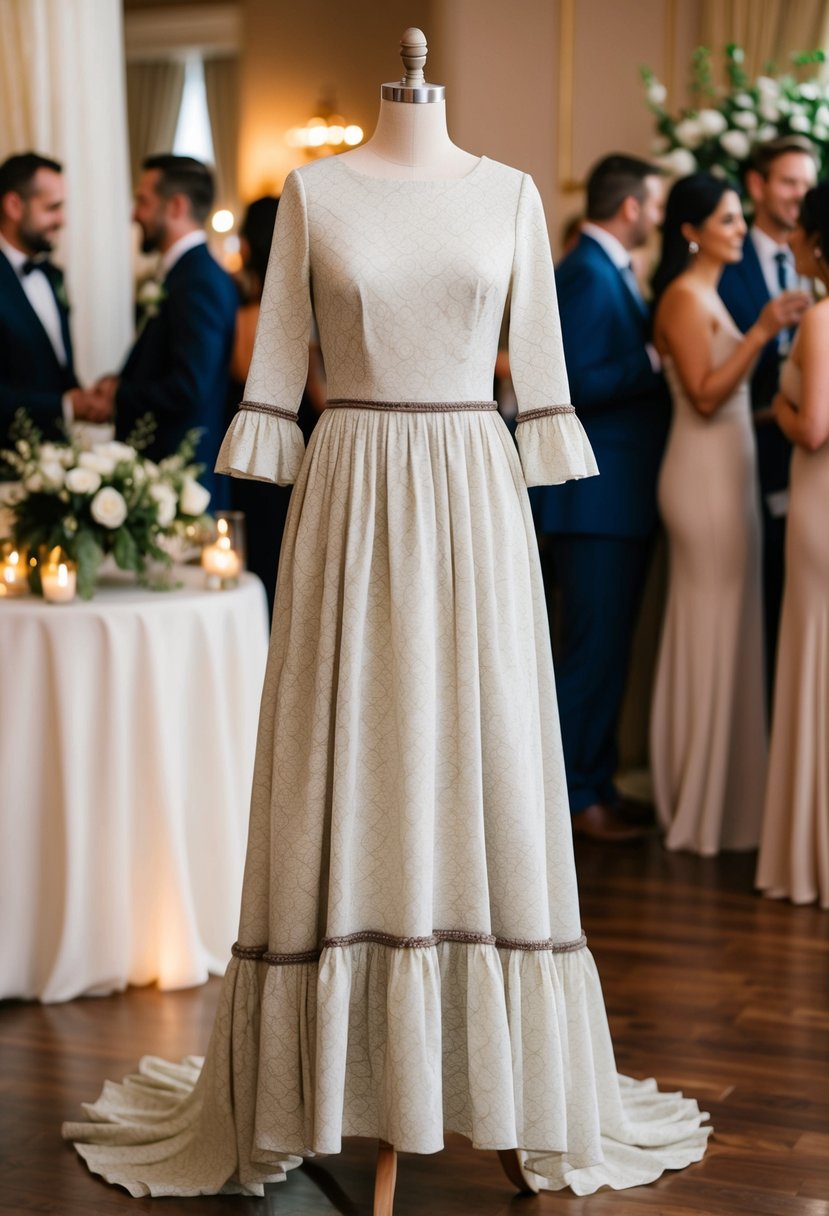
left=719, top=136, right=817, bottom=691
left=533, top=154, right=668, bottom=841
left=0, top=152, right=101, bottom=469
left=90, top=155, right=237, bottom=506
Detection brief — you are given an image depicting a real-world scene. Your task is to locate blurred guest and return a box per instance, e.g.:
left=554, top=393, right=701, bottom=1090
left=757, top=182, right=829, bottom=908
left=227, top=196, right=324, bottom=613
left=719, top=137, right=818, bottom=691
left=533, top=154, right=667, bottom=842
left=0, top=152, right=99, bottom=466
left=90, top=155, right=237, bottom=506
left=649, top=173, right=808, bottom=856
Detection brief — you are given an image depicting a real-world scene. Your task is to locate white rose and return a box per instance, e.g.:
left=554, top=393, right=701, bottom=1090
left=149, top=482, right=177, bottom=526
left=698, top=108, right=727, bottom=137
left=39, top=442, right=64, bottom=463
left=24, top=471, right=43, bottom=493
left=39, top=460, right=66, bottom=487
left=647, top=81, right=667, bottom=106
left=658, top=148, right=697, bottom=176
left=90, top=486, right=128, bottom=529
left=757, top=76, right=779, bottom=97
left=65, top=466, right=102, bottom=495
left=813, top=124, right=829, bottom=142
left=179, top=477, right=211, bottom=517
left=143, top=460, right=160, bottom=481
left=790, top=114, right=812, bottom=133
left=733, top=92, right=754, bottom=109
left=815, top=105, right=829, bottom=127
left=94, top=441, right=136, bottom=465
left=720, top=130, right=752, bottom=160
left=674, top=118, right=704, bottom=149
left=757, top=124, right=779, bottom=142
left=79, top=450, right=117, bottom=476
left=760, top=100, right=780, bottom=123
left=800, top=82, right=819, bottom=101
left=732, top=110, right=758, bottom=130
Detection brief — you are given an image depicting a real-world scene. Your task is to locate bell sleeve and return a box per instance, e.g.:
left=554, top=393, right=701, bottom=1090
left=509, top=174, right=598, bottom=488
left=215, top=169, right=310, bottom=485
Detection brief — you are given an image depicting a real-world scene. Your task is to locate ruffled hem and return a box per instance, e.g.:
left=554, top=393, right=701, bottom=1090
left=215, top=407, right=305, bottom=485
left=515, top=408, right=599, bottom=488
left=63, top=940, right=710, bottom=1197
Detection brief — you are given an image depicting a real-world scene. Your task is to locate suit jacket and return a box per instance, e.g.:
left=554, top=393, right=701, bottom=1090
left=116, top=243, right=238, bottom=505
left=0, top=250, right=77, bottom=461
left=719, top=232, right=791, bottom=496
left=532, top=233, right=669, bottom=537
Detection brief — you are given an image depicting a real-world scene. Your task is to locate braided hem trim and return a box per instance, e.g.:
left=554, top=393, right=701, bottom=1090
left=232, top=931, right=587, bottom=965
left=238, top=401, right=298, bottom=423
left=515, top=405, right=576, bottom=425
left=327, top=398, right=497, bottom=414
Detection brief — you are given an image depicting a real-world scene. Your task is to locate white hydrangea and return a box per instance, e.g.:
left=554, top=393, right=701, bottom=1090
left=760, top=101, right=781, bottom=123
left=90, top=486, right=128, bottom=529
left=149, top=482, right=177, bottom=526
left=699, top=109, right=728, bottom=137
left=658, top=148, right=698, bottom=176
left=674, top=118, right=705, bottom=149
left=757, top=76, right=780, bottom=97
left=800, top=82, right=819, bottom=101
left=647, top=80, right=667, bottom=106
left=733, top=92, right=754, bottom=108
left=65, top=467, right=102, bottom=495
left=179, top=477, right=211, bottom=517
left=813, top=124, right=829, bottom=142
left=720, top=130, right=752, bottom=160
left=815, top=104, right=829, bottom=127
left=756, top=124, right=779, bottom=142
left=732, top=110, right=758, bottom=130
left=790, top=114, right=812, bottom=133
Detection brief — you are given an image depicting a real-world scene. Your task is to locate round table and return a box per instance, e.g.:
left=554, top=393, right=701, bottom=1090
left=0, top=567, right=270, bottom=1002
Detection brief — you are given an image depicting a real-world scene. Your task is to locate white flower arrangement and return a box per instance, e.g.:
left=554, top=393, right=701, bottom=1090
left=0, top=411, right=212, bottom=599
left=642, top=44, right=829, bottom=179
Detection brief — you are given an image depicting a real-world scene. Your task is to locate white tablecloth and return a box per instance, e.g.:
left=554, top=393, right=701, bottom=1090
left=0, top=567, right=269, bottom=1002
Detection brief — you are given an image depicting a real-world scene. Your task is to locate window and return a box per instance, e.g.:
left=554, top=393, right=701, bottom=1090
left=172, top=55, right=215, bottom=165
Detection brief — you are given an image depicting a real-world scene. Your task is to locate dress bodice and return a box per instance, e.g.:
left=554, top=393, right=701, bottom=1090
left=780, top=354, right=802, bottom=406
left=663, top=317, right=749, bottom=424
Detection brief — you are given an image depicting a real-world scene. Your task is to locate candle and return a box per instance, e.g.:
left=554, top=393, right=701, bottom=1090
left=0, top=545, right=28, bottom=596
left=201, top=530, right=241, bottom=590
left=41, top=558, right=77, bottom=603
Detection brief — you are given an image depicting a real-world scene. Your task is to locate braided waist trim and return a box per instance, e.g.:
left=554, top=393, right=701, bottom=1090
left=327, top=398, right=498, bottom=414
left=232, top=930, right=587, bottom=965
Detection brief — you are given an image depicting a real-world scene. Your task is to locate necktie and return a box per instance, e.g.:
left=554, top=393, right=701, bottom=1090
left=774, top=250, right=794, bottom=353
left=620, top=261, right=649, bottom=320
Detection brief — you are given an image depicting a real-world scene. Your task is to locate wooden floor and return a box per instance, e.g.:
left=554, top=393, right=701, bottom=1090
left=2, top=836, right=828, bottom=1215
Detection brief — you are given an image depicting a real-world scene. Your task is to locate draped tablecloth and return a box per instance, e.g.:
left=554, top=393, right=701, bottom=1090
left=0, top=567, right=269, bottom=1003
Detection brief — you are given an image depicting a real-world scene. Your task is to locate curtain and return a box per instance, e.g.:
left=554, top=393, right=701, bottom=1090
left=700, top=0, right=828, bottom=77
left=203, top=56, right=239, bottom=214
left=0, top=0, right=133, bottom=384
left=125, top=60, right=185, bottom=187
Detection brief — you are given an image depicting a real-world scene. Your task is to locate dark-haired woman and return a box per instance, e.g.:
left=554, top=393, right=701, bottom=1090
left=649, top=173, right=809, bottom=855
left=757, top=182, right=829, bottom=908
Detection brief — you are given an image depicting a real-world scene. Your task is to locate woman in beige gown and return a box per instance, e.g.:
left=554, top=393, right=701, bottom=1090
left=757, top=181, right=829, bottom=908
left=649, top=174, right=809, bottom=856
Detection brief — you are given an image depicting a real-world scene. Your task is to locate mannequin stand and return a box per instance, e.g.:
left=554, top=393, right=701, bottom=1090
left=372, top=1142, right=540, bottom=1214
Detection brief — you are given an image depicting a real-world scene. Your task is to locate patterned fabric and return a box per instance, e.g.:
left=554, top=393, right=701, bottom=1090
left=64, top=154, right=710, bottom=1196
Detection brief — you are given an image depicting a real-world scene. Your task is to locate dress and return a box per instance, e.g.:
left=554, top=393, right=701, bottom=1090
left=63, top=155, right=710, bottom=1195
left=651, top=318, right=767, bottom=855
left=756, top=357, right=829, bottom=907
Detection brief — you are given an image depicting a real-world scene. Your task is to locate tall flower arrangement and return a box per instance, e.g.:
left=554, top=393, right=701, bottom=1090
left=0, top=412, right=211, bottom=599
left=642, top=45, right=829, bottom=179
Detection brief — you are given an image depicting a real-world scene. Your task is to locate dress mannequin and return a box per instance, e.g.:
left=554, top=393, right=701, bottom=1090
left=342, top=29, right=478, bottom=181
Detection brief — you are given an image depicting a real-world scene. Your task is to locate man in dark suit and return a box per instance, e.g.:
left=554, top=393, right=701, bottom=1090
left=0, top=152, right=100, bottom=466
left=533, top=154, right=668, bottom=841
left=719, top=136, right=817, bottom=691
left=91, top=155, right=237, bottom=506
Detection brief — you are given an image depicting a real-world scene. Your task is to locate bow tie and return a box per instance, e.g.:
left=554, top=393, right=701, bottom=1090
left=21, top=257, right=51, bottom=277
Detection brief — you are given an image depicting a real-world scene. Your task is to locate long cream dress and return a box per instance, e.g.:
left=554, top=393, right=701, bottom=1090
left=63, top=156, right=710, bottom=1196
left=651, top=318, right=767, bottom=855
left=756, top=357, right=829, bottom=908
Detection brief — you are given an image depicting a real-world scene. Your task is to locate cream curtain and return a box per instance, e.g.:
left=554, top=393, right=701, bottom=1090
left=125, top=61, right=186, bottom=187
left=0, top=0, right=133, bottom=384
left=700, top=0, right=829, bottom=77
left=203, top=56, right=239, bottom=213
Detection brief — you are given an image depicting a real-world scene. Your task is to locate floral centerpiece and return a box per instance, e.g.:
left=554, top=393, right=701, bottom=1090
left=0, top=412, right=211, bottom=600
left=642, top=44, right=829, bottom=179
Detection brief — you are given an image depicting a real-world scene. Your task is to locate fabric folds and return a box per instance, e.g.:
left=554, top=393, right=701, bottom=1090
left=215, top=406, right=305, bottom=485
left=63, top=941, right=710, bottom=1198
left=515, top=408, right=599, bottom=488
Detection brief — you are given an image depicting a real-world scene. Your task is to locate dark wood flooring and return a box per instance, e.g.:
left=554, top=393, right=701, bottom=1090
left=2, top=836, right=828, bottom=1215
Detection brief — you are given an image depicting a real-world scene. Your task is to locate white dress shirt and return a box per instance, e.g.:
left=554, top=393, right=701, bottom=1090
left=0, top=230, right=68, bottom=367
left=160, top=229, right=207, bottom=279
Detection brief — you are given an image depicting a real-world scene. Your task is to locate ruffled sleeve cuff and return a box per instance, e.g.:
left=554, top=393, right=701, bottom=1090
left=215, top=402, right=306, bottom=486
left=515, top=405, right=599, bottom=488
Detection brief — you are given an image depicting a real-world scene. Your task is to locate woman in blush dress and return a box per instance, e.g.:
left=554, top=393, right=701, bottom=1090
left=649, top=174, right=809, bottom=856
left=757, top=181, right=829, bottom=908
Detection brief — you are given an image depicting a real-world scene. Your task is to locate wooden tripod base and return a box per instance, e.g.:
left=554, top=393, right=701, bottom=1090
left=373, top=1142, right=539, bottom=1214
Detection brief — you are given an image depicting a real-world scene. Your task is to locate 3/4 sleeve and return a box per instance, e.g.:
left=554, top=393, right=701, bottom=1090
left=215, top=169, right=311, bottom=485
left=509, top=175, right=598, bottom=488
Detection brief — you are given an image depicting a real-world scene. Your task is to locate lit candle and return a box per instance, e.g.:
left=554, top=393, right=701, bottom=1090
left=201, top=522, right=241, bottom=590
left=41, top=547, right=77, bottom=604
left=0, top=545, right=29, bottom=596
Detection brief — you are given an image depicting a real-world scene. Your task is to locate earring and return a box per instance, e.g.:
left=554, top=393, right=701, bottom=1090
left=688, top=239, right=700, bottom=255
